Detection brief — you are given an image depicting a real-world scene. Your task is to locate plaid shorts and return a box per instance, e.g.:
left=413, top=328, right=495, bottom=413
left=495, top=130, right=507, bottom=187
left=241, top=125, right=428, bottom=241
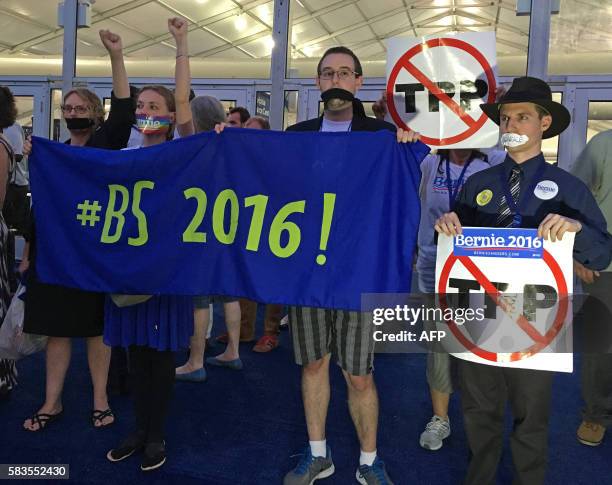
left=289, top=306, right=374, bottom=376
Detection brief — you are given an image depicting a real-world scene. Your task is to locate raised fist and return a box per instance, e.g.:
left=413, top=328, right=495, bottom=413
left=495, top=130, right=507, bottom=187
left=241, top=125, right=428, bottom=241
left=99, top=29, right=123, bottom=52
left=168, top=17, right=188, bottom=39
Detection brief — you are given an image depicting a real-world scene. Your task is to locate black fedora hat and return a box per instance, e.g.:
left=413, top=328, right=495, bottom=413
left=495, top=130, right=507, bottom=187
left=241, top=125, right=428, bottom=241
left=480, top=76, right=570, bottom=139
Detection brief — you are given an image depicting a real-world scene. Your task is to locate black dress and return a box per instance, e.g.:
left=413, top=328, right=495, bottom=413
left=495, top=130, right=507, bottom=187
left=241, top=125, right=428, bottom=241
left=23, top=94, right=134, bottom=338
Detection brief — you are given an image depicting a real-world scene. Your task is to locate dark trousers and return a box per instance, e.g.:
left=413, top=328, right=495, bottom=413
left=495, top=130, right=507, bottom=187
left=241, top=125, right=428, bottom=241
left=579, top=273, right=612, bottom=427
left=129, top=345, right=175, bottom=443
left=458, top=359, right=554, bottom=485
left=108, top=346, right=130, bottom=395
left=582, top=353, right=612, bottom=426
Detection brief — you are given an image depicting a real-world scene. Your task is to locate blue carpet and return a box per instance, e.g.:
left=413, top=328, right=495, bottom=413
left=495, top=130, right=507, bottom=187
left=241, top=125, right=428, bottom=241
left=0, top=307, right=611, bottom=484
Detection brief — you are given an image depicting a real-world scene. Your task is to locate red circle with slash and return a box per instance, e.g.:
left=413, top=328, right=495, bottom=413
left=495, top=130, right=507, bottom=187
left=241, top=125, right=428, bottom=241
left=386, top=37, right=496, bottom=146
left=437, top=250, right=568, bottom=362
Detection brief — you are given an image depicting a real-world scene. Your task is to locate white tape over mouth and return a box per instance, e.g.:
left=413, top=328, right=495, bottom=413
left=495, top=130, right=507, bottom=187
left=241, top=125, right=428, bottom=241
left=501, top=133, right=529, bottom=147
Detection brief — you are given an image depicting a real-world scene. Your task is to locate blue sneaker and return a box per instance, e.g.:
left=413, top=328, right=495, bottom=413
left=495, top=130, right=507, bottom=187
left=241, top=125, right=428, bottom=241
left=356, top=457, right=394, bottom=484
left=283, top=445, right=334, bottom=485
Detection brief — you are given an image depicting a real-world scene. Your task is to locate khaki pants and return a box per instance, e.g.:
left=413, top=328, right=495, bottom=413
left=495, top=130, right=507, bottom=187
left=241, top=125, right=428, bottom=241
left=239, top=299, right=283, bottom=341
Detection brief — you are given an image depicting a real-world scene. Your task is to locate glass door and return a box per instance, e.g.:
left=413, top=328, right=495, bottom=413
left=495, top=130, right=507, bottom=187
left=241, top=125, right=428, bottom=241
left=4, top=85, right=49, bottom=138
left=569, top=88, right=612, bottom=171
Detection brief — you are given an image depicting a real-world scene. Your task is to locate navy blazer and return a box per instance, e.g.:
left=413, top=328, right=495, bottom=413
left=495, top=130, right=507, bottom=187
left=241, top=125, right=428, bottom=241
left=455, top=153, right=612, bottom=271
left=287, top=115, right=397, bottom=133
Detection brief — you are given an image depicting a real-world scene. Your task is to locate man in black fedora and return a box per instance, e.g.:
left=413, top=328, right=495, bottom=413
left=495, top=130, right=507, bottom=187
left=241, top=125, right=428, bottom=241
left=434, top=76, right=612, bottom=485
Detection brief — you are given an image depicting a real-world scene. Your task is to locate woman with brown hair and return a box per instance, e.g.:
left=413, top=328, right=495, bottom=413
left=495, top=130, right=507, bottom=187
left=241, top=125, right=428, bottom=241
left=22, top=29, right=134, bottom=432
left=0, top=86, right=18, bottom=399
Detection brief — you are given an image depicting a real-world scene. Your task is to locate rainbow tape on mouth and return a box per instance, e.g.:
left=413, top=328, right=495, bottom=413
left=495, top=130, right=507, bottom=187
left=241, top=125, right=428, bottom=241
left=136, top=114, right=172, bottom=134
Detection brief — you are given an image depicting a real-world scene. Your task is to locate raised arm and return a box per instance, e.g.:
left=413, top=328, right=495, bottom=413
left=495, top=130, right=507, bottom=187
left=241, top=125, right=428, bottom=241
left=99, top=29, right=129, bottom=99
left=168, top=17, right=194, bottom=137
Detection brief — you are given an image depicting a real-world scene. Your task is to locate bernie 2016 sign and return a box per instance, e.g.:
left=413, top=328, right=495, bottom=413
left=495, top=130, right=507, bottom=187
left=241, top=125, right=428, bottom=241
left=435, top=227, right=574, bottom=372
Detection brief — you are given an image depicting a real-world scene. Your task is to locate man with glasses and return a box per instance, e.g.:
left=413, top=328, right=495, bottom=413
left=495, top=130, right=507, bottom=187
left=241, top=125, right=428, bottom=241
left=283, top=46, right=418, bottom=485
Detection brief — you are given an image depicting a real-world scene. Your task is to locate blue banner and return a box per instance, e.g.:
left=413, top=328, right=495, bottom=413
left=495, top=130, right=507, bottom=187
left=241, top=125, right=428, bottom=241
left=453, top=228, right=543, bottom=259
left=29, top=129, right=428, bottom=310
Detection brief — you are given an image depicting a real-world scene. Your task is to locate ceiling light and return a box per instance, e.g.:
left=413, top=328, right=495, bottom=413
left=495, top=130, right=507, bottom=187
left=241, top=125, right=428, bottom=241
left=234, top=14, right=247, bottom=31
left=303, top=45, right=317, bottom=57
left=264, top=36, right=275, bottom=51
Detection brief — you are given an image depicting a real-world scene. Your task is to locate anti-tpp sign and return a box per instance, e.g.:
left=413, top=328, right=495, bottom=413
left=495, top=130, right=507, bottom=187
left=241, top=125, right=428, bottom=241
left=435, top=228, right=574, bottom=373
left=386, top=32, right=499, bottom=148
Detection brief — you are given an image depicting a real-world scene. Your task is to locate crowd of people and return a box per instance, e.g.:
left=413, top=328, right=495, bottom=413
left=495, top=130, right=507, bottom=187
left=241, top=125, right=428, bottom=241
left=0, top=15, right=611, bottom=485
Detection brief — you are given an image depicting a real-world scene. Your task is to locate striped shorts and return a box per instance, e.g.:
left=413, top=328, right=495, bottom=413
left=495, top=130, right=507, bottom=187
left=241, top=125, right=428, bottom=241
left=288, top=306, right=374, bottom=376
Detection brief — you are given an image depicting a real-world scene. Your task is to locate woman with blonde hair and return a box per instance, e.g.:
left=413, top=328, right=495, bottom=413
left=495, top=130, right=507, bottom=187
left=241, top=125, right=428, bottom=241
left=22, top=29, right=134, bottom=432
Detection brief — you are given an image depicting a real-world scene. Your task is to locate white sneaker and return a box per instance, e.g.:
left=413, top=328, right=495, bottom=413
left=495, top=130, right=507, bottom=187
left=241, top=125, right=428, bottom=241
left=419, top=415, right=451, bottom=451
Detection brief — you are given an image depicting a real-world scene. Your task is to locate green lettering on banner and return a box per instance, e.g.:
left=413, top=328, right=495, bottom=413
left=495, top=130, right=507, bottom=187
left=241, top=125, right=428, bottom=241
left=183, top=187, right=208, bottom=243
left=213, top=189, right=239, bottom=244
left=316, top=193, right=336, bottom=265
left=128, top=180, right=155, bottom=246
left=244, top=194, right=269, bottom=251
left=101, top=184, right=130, bottom=244
left=269, top=200, right=305, bottom=258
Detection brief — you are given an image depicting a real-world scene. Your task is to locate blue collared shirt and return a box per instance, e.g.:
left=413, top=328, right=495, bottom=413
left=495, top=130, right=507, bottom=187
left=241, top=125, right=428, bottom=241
left=454, top=152, right=612, bottom=270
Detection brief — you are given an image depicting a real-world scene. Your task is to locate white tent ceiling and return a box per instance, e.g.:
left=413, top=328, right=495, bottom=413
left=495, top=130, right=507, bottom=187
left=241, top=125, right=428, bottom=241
left=0, top=0, right=610, bottom=77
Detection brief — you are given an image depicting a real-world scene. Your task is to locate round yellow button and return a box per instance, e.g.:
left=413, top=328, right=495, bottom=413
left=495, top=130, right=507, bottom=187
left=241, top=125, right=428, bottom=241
left=476, top=189, right=493, bottom=206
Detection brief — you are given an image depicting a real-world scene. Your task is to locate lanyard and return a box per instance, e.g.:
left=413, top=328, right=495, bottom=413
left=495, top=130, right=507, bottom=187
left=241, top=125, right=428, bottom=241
left=499, top=160, right=547, bottom=227
left=445, top=156, right=473, bottom=211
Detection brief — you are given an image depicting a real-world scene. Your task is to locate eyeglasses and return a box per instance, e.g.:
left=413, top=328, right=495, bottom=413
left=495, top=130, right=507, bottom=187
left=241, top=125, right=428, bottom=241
left=318, top=69, right=360, bottom=80
left=61, top=105, right=89, bottom=114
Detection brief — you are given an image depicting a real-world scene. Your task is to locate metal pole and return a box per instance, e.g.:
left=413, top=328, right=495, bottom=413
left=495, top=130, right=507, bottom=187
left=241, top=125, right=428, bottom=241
left=269, top=0, right=290, bottom=130
left=526, top=0, right=552, bottom=79
left=61, top=0, right=79, bottom=140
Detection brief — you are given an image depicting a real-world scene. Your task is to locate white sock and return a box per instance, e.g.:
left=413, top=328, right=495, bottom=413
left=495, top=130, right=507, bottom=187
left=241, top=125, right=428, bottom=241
left=309, top=440, right=327, bottom=458
left=360, top=450, right=377, bottom=466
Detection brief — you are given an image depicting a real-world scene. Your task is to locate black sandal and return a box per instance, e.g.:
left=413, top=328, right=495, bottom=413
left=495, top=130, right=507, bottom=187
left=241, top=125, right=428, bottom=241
left=92, top=409, right=115, bottom=428
left=24, top=410, right=63, bottom=432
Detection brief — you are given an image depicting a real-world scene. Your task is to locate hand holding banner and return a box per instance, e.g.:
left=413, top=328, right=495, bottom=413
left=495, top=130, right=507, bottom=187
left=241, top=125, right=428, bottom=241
left=29, top=129, right=429, bottom=311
